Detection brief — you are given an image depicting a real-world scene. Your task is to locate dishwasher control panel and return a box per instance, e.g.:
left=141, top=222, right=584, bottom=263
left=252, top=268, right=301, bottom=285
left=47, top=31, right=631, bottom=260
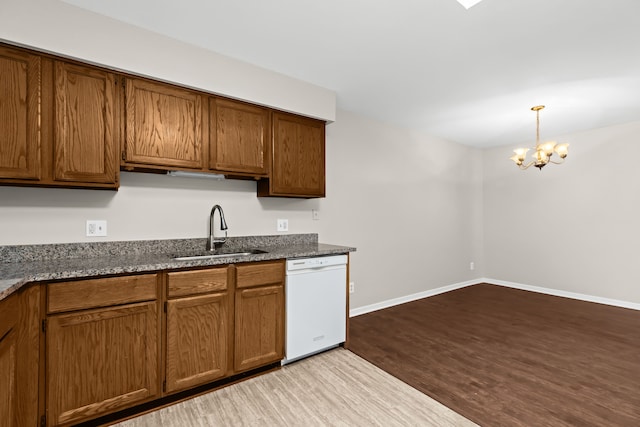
left=286, top=255, right=348, bottom=272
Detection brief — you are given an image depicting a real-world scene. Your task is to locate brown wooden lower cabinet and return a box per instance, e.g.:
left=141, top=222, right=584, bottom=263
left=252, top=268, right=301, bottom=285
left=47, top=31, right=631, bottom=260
left=1, top=260, right=288, bottom=426
left=46, top=301, right=160, bottom=426
left=0, top=295, right=19, bottom=425
left=165, top=292, right=230, bottom=393
left=45, top=274, right=160, bottom=426
left=234, top=261, right=285, bottom=373
left=165, top=267, right=231, bottom=393
left=234, top=284, right=285, bottom=372
left=0, top=286, right=40, bottom=427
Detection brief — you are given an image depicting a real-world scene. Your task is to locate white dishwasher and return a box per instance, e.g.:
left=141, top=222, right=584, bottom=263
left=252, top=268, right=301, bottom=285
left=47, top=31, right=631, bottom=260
left=283, top=254, right=348, bottom=365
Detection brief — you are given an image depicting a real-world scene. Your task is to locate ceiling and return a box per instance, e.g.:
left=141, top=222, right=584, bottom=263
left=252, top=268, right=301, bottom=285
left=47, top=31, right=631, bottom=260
left=62, top=0, right=640, bottom=148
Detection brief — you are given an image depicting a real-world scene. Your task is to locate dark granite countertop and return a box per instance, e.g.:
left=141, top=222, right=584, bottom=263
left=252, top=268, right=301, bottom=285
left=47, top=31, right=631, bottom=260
left=0, top=234, right=356, bottom=301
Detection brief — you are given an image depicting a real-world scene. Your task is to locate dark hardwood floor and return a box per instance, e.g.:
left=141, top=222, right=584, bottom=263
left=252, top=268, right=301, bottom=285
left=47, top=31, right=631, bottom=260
left=348, top=284, right=640, bottom=427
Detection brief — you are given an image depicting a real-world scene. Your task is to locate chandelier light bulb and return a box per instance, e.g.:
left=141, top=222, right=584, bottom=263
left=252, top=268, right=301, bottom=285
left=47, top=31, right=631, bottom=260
left=554, top=143, right=570, bottom=158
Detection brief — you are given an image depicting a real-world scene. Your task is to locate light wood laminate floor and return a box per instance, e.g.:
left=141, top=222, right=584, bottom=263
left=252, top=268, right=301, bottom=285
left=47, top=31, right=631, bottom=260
left=114, top=348, right=477, bottom=426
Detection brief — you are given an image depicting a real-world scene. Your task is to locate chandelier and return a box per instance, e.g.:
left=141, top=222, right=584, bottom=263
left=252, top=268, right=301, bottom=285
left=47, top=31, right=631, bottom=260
left=510, top=105, right=569, bottom=170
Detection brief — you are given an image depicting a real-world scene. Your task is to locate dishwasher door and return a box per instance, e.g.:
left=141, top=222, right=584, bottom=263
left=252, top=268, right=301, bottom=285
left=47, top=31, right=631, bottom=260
left=284, top=255, right=347, bottom=364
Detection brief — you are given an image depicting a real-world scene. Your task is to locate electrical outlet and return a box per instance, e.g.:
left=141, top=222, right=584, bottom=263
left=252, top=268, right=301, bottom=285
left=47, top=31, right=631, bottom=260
left=470, top=261, right=475, bottom=271
left=349, top=282, right=355, bottom=294
left=277, top=219, right=289, bottom=232
left=312, top=209, right=320, bottom=220
left=86, top=220, right=107, bottom=237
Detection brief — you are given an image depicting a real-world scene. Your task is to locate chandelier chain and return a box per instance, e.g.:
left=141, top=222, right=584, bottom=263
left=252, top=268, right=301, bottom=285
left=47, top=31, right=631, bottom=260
left=536, top=109, right=540, bottom=145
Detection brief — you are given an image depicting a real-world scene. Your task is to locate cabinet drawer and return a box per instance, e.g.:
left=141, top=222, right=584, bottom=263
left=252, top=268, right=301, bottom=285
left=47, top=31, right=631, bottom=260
left=236, top=261, right=284, bottom=289
left=166, top=267, right=228, bottom=298
left=47, top=274, right=158, bottom=314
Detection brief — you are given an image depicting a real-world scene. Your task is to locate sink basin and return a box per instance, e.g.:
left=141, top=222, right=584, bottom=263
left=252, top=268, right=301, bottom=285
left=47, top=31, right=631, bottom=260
left=172, top=249, right=267, bottom=261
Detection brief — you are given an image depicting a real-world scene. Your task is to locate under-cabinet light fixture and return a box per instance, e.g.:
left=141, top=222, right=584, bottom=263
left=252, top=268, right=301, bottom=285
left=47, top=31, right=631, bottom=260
left=167, top=171, right=226, bottom=180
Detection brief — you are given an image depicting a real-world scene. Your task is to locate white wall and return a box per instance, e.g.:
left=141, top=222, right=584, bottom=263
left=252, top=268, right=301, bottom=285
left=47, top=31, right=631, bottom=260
left=318, top=110, right=484, bottom=308
left=0, top=173, right=321, bottom=244
left=0, top=0, right=335, bottom=122
left=483, top=120, right=640, bottom=304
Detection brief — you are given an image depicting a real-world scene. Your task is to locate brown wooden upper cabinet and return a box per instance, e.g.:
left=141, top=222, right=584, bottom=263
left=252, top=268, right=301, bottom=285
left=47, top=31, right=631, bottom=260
left=209, top=97, right=269, bottom=176
left=0, top=43, right=119, bottom=189
left=258, top=111, right=326, bottom=198
left=0, top=45, right=41, bottom=181
left=53, top=61, right=119, bottom=185
left=123, top=78, right=204, bottom=170
left=0, top=43, right=328, bottom=196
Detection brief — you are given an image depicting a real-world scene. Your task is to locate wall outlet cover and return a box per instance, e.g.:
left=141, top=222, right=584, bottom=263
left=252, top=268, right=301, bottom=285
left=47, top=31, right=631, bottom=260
left=86, top=220, right=107, bottom=237
left=277, top=219, right=289, bottom=232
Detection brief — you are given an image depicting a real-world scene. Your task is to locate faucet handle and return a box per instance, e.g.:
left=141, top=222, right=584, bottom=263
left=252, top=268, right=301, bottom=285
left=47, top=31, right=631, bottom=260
left=213, top=230, right=227, bottom=244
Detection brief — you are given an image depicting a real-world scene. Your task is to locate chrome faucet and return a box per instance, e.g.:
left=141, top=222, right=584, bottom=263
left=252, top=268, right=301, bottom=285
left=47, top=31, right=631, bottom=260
left=207, top=204, right=228, bottom=251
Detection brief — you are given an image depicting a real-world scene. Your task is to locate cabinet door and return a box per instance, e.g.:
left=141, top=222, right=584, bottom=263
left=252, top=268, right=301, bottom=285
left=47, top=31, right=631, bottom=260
left=47, top=301, right=159, bottom=426
left=234, top=284, right=284, bottom=372
left=0, top=295, right=18, bottom=427
left=260, top=112, right=325, bottom=198
left=0, top=329, right=17, bottom=426
left=53, top=61, right=119, bottom=185
left=209, top=98, right=269, bottom=175
left=125, top=78, right=202, bottom=169
left=0, top=286, right=40, bottom=427
left=0, top=46, right=41, bottom=180
left=166, top=292, right=229, bottom=393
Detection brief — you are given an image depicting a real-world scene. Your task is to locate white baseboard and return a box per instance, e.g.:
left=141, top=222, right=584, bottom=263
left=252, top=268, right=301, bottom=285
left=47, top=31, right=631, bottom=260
left=349, top=279, right=477, bottom=317
left=482, top=278, right=640, bottom=311
left=350, top=278, right=640, bottom=317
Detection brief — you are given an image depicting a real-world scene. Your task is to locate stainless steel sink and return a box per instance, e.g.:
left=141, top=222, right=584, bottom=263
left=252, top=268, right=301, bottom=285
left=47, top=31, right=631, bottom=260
left=172, top=249, right=267, bottom=261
